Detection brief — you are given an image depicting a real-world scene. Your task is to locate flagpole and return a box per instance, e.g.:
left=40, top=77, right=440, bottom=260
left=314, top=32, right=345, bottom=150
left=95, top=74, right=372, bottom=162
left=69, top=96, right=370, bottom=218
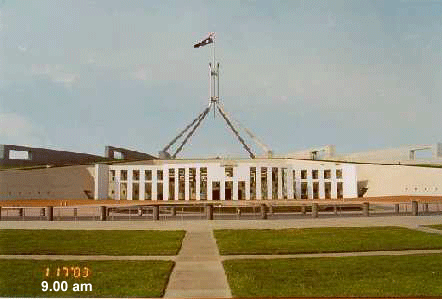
left=212, top=33, right=216, bottom=117
left=212, top=34, right=216, bottom=70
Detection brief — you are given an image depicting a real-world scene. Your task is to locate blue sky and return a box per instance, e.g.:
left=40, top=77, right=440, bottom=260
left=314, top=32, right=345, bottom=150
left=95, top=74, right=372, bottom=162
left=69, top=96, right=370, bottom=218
left=0, top=0, right=441, bottom=158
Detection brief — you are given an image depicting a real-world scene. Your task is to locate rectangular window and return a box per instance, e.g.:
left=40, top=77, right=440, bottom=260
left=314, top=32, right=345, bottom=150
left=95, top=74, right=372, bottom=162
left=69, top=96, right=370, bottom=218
left=301, top=170, right=307, bottom=180
left=132, top=183, right=139, bottom=200
left=110, top=170, right=116, bottom=182
left=313, top=182, right=319, bottom=199
left=189, top=168, right=196, bottom=200
left=108, top=183, right=116, bottom=199
left=157, top=182, right=163, bottom=200
left=272, top=167, right=278, bottom=199
left=157, top=169, right=163, bottom=181
left=238, top=181, right=246, bottom=200
left=293, top=181, right=297, bottom=199
left=225, top=166, right=233, bottom=178
left=145, top=182, right=152, bottom=200
left=325, top=182, right=331, bottom=199
left=250, top=167, right=256, bottom=200
left=225, top=181, right=233, bottom=200
left=337, top=182, right=343, bottom=199
left=301, top=182, right=308, bottom=199
left=121, top=170, right=128, bottom=181
left=261, top=167, right=267, bottom=199
left=145, top=170, right=152, bottom=181
left=336, top=169, right=343, bottom=179
left=120, top=182, right=127, bottom=200
left=9, top=150, right=31, bottom=160
left=200, top=167, right=207, bottom=200
left=292, top=170, right=296, bottom=180
left=282, top=168, right=288, bottom=199
left=133, top=170, right=140, bottom=181
left=178, top=168, right=185, bottom=200
left=312, top=170, right=318, bottom=179
left=324, top=169, right=331, bottom=179
left=169, top=169, right=175, bottom=200
left=212, top=181, right=220, bottom=200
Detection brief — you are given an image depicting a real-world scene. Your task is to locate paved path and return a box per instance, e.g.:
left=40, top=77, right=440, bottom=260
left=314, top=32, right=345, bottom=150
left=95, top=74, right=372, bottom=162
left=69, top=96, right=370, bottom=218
left=221, top=249, right=442, bottom=260
left=164, top=230, right=232, bottom=298
left=412, top=225, right=442, bottom=235
left=2, top=215, right=442, bottom=231
left=3, top=248, right=442, bottom=262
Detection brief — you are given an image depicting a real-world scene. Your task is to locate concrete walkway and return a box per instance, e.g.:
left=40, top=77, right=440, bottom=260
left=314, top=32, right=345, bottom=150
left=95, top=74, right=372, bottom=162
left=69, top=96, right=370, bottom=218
left=3, top=248, right=442, bottom=262
left=221, top=249, right=442, bottom=260
left=413, top=225, right=442, bottom=235
left=164, top=230, right=232, bottom=298
left=2, top=215, right=442, bottom=231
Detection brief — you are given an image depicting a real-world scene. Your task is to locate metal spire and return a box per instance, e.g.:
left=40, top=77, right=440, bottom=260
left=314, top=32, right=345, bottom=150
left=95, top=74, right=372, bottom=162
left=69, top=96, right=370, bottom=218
left=160, top=33, right=271, bottom=159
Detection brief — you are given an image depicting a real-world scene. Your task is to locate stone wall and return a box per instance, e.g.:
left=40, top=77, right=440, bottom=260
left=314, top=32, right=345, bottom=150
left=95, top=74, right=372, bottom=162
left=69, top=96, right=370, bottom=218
left=0, top=165, right=95, bottom=200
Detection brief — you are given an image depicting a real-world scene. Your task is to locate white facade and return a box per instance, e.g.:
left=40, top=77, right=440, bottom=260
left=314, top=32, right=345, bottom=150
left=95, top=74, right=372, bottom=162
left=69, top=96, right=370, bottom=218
left=94, top=159, right=358, bottom=200
left=356, top=164, right=442, bottom=197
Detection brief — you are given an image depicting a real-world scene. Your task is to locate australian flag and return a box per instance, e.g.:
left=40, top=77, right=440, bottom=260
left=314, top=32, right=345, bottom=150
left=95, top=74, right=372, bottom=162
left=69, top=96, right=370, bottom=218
left=194, top=33, right=215, bottom=48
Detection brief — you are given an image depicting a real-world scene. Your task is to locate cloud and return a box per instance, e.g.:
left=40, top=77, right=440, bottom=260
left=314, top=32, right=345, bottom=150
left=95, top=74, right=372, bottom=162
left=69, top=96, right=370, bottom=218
left=132, top=64, right=152, bottom=81
left=0, top=110, right=49, bottom=146
left=31, top=64, right=79, bottom=88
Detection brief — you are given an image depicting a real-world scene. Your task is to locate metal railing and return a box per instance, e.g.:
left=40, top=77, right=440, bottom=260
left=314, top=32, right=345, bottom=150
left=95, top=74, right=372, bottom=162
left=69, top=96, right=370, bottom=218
left=0, top=201, right=441, bottom=221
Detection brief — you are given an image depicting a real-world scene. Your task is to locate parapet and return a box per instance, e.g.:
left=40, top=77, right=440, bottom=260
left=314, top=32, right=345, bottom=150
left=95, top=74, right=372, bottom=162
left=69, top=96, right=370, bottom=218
left=286, top=145, right=336, bottom=160
left=105, top=146, right=156, bottom=161
left=0, top=144, right=103, bottom=167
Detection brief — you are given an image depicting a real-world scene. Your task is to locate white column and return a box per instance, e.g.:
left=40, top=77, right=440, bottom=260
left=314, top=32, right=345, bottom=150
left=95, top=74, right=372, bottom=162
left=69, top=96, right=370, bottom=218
left=295, top=169, right=301, bottom=199
left=116, top=169, right=121, bottom=200
left=207, top=179, right=212, bottom=201
left=163, top=168, right=169, bottom=201
left=319, top=168, right=325, bottom=199
left=185, top=168, right=190, bottom=201
left=246, top=174, right=250, bottom=200
left=94, top=164, right=109, bottom=200
left=196, top=167, right=201, bottom=201
left=233, top=180, right=238, bottom=201
left=174, top=168, right=179, bottom=201
left=331, top=167, right=337, bottom=199
left=127, top=169, right=133, bottom=200
left=152, top=169, right=158, bottom=201
left=288, top=168, right=294, bottom=200
left=256, top=167, right=262, bottom=200
left=342, top=165, right=357, bottom=198
left=140, top=168, right=145, bottom=201
left=278, top=168, right=283, bottom=200
left=307, top=169, right=313, bottom=199
left=267, top=167, right=272, bottom=200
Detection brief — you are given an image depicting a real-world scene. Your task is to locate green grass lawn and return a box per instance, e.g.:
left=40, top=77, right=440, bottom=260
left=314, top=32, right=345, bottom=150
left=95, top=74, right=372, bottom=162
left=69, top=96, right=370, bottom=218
left=224, top=254, right=442, bottom=297
left=0, top=230, right=185, bottom=255
left=0, top=259, right=174, bottom=297
left=214, top=227, right=442, bottom=255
